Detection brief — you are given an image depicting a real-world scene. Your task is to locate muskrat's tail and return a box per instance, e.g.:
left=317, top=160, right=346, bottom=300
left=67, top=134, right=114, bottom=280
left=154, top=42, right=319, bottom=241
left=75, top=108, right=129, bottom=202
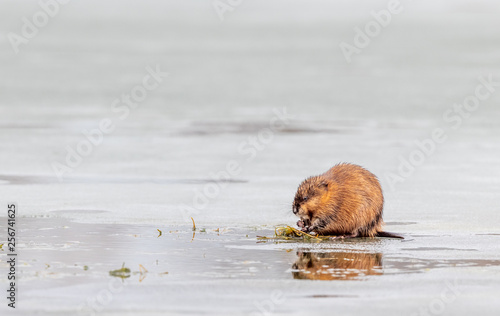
left=376, top=231, right=404, bottom=239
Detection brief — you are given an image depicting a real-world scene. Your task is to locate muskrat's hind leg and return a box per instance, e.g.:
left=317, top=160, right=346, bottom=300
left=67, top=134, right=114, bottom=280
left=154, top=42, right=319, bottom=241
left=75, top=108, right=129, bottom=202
left=329, top=232, right=358, bottom=239
left=343, top=232, right=358, bottom=239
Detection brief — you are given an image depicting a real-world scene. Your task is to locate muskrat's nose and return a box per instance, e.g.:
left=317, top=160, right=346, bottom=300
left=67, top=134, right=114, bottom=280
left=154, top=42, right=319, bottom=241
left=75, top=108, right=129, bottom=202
left=292, top=206, right=299, bottom=214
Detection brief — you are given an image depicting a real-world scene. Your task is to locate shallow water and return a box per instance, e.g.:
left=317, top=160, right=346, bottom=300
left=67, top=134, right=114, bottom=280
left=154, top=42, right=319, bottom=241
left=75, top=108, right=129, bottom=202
left=2, top=217, right=500, bottom=315
left=1, top=0, right=500, bottom=315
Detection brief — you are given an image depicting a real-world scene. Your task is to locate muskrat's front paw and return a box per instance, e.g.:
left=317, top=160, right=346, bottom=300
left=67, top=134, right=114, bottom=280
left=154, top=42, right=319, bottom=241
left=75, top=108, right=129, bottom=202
left=303, top=225, right=315, bottom=233
left=297, top=219, right=305, bottom=228
left=297, top=220, right=310, bottom=232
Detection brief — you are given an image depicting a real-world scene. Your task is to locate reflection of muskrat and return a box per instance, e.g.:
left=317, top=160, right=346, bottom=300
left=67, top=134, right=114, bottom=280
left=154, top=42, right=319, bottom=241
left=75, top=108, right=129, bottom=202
left=293, top=163, right=403, bottom=238
left=292, top=251, right=383, bottom=280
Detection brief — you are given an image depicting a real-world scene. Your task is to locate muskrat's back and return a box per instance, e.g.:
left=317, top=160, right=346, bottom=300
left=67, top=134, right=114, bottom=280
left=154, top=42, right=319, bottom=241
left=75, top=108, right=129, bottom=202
left=293, top=163, right=399, bottom=238
left=322, top=163, right=384, bottom=237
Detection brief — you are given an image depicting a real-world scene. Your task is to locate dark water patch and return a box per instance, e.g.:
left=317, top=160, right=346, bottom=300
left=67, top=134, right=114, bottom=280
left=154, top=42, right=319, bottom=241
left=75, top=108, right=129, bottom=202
left=49, top=210, right=110, bottom=215
left=0, top=124, right=54, bottom=129
left=7, top=217, right=500, bottom=286
left=0, top=174, right=248, bottom=185
left=306, top=294, right=359, bottom=298
left=386, top=257, right=500, bottom=273
left=176, top=122, right=343, bottom=136
left=385, top=221, right=417, bottom=226
left=402, top=247, right=478, bottom=251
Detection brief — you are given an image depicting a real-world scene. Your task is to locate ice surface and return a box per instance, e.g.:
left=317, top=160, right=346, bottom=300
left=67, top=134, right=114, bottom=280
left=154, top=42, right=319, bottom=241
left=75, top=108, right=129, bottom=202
left=1, top=0, right=500, bottom=315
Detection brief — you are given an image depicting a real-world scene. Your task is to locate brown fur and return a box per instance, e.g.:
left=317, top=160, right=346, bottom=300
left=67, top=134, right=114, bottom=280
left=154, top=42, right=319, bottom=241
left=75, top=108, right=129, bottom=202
left=293, top=163, right=401, bottom=238
left=292, top=251, right=383, bottom=280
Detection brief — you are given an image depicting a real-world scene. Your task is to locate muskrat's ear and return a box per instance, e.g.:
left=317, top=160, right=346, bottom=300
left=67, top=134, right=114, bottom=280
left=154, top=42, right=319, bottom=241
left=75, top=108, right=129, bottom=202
left=319, top=181, right=328, bottom=189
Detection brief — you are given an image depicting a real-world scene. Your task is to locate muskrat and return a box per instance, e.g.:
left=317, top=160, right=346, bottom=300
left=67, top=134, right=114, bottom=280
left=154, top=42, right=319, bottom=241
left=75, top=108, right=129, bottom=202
left=293, top=163, right=403, bottom=239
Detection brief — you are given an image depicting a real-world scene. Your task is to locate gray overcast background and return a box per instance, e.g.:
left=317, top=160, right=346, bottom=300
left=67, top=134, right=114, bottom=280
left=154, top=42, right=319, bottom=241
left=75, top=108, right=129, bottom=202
left=1, top=0, right=499, bottom=226
left=1, top=1, right=500, bottom=315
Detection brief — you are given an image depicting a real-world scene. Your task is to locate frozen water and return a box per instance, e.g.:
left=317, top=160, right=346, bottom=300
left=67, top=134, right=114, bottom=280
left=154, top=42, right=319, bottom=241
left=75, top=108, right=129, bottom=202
left=1, top=0, right=500, bottom=315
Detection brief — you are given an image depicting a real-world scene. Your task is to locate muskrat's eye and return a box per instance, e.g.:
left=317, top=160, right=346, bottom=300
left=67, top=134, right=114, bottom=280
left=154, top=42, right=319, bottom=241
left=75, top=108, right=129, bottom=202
left=303, top=196, right=309, bottom=202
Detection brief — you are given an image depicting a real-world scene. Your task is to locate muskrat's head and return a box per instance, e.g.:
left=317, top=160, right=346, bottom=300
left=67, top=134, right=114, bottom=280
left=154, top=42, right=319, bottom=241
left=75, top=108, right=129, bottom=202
left=293, top=176, right=330, bottom=220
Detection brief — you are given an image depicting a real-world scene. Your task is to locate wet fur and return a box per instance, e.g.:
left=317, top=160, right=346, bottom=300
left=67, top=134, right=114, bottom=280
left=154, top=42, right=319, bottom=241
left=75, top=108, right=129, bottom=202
left=293, top=163, right=402, bottom=238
